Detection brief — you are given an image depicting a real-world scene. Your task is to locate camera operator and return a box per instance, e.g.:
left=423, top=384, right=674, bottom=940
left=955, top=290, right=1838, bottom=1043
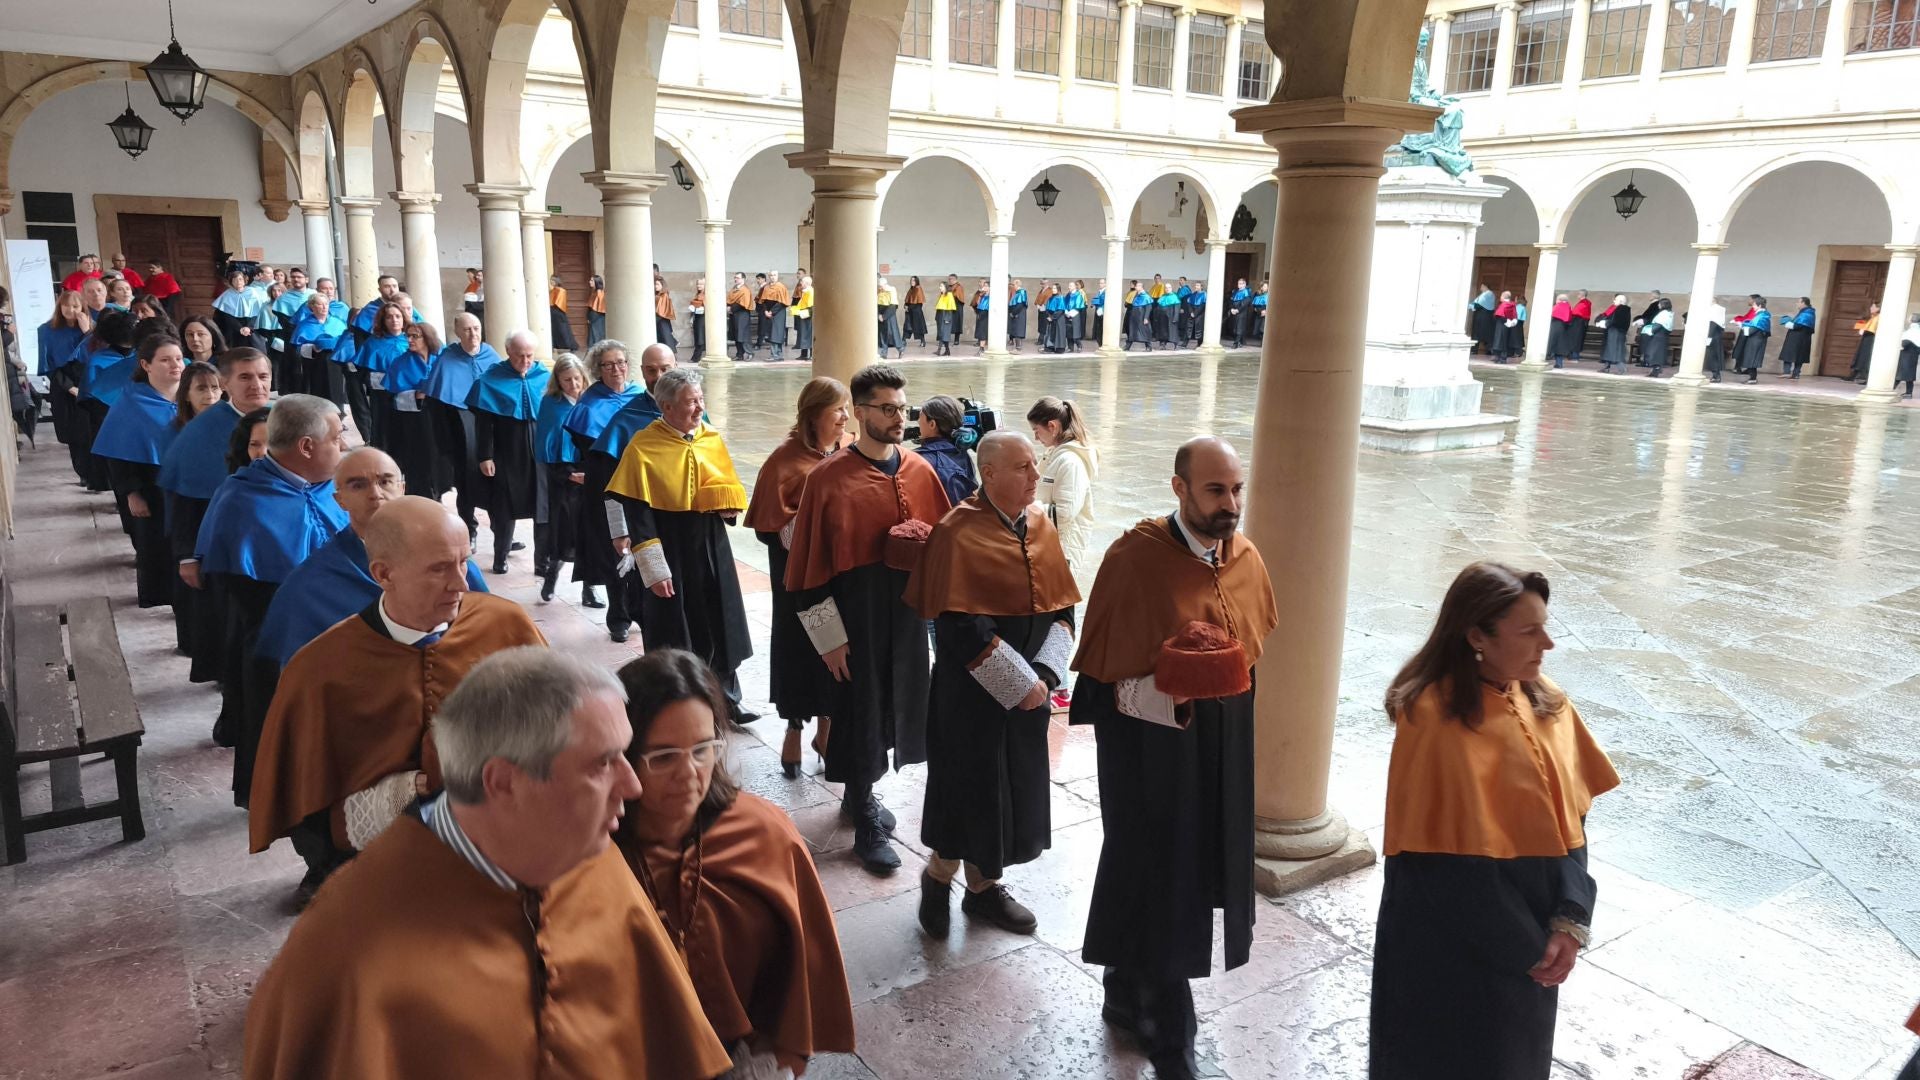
left=914, top=395, right=977, bottom=506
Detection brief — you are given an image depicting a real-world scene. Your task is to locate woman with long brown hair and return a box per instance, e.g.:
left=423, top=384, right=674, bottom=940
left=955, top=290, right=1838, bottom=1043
left=742, top=376, right=853, bottom=777
left=614, top=649, right=854, bottom=1077
left=1371, top=561, right=1619, bottom=1080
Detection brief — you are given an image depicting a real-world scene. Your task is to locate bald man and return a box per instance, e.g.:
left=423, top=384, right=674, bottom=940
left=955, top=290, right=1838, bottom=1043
left=249, top=496, right=545, bottom=908
left=1070, top=437, right=1279, bottom=1079
left=903, top=432, right=1079, bottom=937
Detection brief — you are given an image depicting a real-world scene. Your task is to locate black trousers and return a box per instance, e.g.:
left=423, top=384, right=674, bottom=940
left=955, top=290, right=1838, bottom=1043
left=1103, top=966, right=1197, bottom=1066
left=287, top=809, right=354, bottom=883
left=344, top=368, right=374, bottom=445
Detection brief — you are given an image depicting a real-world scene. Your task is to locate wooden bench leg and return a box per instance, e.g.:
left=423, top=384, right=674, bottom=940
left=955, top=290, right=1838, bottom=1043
left=49, top=757, right=82, bottom=812
left=1, top=761, right=24, bottom=864
left=111, top=745, right=145, bottom=844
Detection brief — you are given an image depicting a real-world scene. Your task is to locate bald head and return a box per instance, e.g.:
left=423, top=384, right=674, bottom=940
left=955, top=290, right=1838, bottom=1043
left=334, top=447, right=405, bottom=534
left=975, top=429, right=1030, bottom=470
left=977, top=430, right=1039, bottom=515
left=366, top=497, right=474, bottom=631
left=1172, top=437, right=1244, bottom=543
left=638, top=342, right=677, bottom=391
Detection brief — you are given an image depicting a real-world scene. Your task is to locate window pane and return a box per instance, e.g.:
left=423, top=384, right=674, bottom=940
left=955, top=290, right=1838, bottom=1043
left=1077, top=0, right=1122, bottom=80
left=1585, top=0, right=1651, bottom=75
left=22, top=191, right=76, bottom=223
left=1135, top=3, right=1176, bottom=88
left=900, top=0, right=933, bottom=57
left=1665, top=0, right=1735, bottom=67
left=1849, top=0, right=1920, bottom=52
left=952, top=0, right=1000, bottom=66
left=1237, top=19, right=1273, bottom=98
left=1187, top=13, right=1227, bottom=94
left=1752, top=0, right=1829, bottom=59
left=1446, top=7, right=1502, bottom=92
left=672, top=0, right=697, bottom=27
left=720, top=0, right=781, bottom=37
left=1513, top=0, right=1574, bottom=84
left=1016, top=0, right=1063, bottom=74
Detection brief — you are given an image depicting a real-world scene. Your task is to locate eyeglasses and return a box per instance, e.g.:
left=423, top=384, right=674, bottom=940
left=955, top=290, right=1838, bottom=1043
left=632, top=738, right=726, bottom=775
left=856, top=403, right=908, bottom=419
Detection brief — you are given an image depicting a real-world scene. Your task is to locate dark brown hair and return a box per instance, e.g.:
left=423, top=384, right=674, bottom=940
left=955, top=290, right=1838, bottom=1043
left=791, top=375, right=850, bottom=449
left=1384, top=561, right=1565, bottom=728
left=180, top=315, right=228, bottom=360
left=1027, top=395, right=1091, bottom=446
left=174, top=361, right=220, bottom=427
left=133, top=333, right=182, bottom=384
left=614, top=649, right=739, bottom=838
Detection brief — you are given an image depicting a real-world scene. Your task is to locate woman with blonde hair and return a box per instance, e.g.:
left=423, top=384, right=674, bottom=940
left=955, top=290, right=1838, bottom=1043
left=743, top=376, right=853, bottom=777
left=535, top=353, right=590, bottom=601
left=1371, top=561, right=1619, bottom=1080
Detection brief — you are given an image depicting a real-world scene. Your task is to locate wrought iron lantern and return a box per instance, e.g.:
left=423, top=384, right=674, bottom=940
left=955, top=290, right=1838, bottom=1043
left=144, top=0, right=211, bottom=123
left=670, top=159, right=694, bottom=191
left=1612, top=172, right=1646, bottom=220
left=1030, top=172, right=1060, bottom=212
left=108, top=84, right=156, bottom=159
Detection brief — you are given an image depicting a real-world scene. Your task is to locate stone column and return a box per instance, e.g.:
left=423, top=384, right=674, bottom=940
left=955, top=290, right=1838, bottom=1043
left=1169, top=4, right=1194, bottom=129
left=1490, top=0, right=1520, bottom=98
left=1232, top=97, right=1439, bottom=895
left=1520, top=242, right=1563, bottom=369
left=1100, top=233, right=1127, bottom=355
left=392, top=192, right=446, bottom=330
left=465, top=183, right=531, bottom=347
left=584, top=171, right=666, bottom=349
left=298, top=200, right=335, bottom=285
left=1860, top=245, right=1919, bottom=404
left=699, top=218, right=733, bottom=366
left=930, top=0, right=952, bottom=111
left=995, top=0, right=1018, bottom=116
left=787, top=151, right=903, bottom=383
left=1057, top=0, right=1079, bottom=124
left=696, top=0, right=720, bottom=86
left=338, top=196, right=383, bottom=310
left=1641, top=0, right=1671, bottom=87
left=1114, top=0, right=1141, bottom=127
left=1723, top=0, right=1758, bottom=92
left=986, top=229, right=1013, bottom=358
left=1427, top=13, right=1453, bottom=93
left=1673, top=242, right=1725, bottom=386
left=1223, top=16, right=1248, bottom=114
left=520, top=208, right=553, bottom=359
left=1561, top=0, right=1592, bottom=89
left=1200, top=237, right=1228, bottom=352
left=1819, top=0, right=1852, bottom=106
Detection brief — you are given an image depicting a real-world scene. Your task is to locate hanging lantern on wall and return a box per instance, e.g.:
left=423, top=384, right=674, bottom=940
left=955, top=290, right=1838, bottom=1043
left=1612, top=172, right=1647, bottom=220
left=107, top=84, right=157, bottom=159
left=670, top=159, right=694, bottom=191
left=1030, top=172, right=1060, bottom=212
left=144, top=0, right=211, bottom=123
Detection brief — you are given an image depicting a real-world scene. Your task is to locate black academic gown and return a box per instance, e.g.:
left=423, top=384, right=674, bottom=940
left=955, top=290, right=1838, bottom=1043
left=426, top=400, right=482, bottom=533
left=904, top=302, right=928, bottom=344
left=1370, top=846, right=1596, bottom=1080
left=1008, top=298, right=1029, bottom=344
left=106, top=458, right=172, bottom=609
left=923, top=599, right=1072, bottom=880
left=224, top=574, right=282, bottom=804
left=1705, top=322, right=1727, bottom=376
left=1737, top=323, right=1771, bottom=372
left=168, top=492, right=224, bottom=682
left=610, top=498, right=753, bottom=690
left=1126, top=303, right=1152, bottom=349
left=757, top=535, right=837, bottom=722
left=1898, top=340, right=1919, bottom=386
left=1599, top=314, right=1631, bottom=368
left=1642, top=325, right=1670, bottom=370
left=576, top=440, right=631, bottom=631
left=1780, top=316, right=1815, bottom=371
left=1851, top=331, right=1876, bottom=382
left=473, top=408, right=538, bottom=548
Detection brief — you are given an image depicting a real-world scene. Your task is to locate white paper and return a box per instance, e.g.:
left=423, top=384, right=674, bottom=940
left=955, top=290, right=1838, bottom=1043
left=7, top=239, right=53, bottom=374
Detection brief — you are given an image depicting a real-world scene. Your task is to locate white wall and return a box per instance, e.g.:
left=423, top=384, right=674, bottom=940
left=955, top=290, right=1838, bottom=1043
left=4, top=80, right=305, bottom=262
left=1719, top=163, right=1891, bottom=301
left=1012, top=168, right=1112, bottom=282
left=724, top=145, right=812, bottom=273
left=1120, top=174, right=1215, bottom=281
left=880, top=158, right=995, bottom=278
left=361, top=110, right=485, bottom=317
left=1479, top=180, right=1540, bottom=246
left=1557, top=172, right=1699, bottom=298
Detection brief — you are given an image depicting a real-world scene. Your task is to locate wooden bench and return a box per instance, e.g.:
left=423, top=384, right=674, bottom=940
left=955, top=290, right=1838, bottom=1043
left=0, top=588, right=146, bottom=864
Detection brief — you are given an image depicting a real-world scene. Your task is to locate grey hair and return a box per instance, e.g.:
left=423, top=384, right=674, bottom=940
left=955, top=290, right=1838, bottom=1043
left=652, top=366, right=703, bottom=406
left=504, top=329, right=537, bottom=352
left=434, top=647, right=626, bottom=804
left=452, top=311, right=481, bottom=331
left=584, top=338, right=629, bottom=373
left=265, top=394, right=336, bottom=453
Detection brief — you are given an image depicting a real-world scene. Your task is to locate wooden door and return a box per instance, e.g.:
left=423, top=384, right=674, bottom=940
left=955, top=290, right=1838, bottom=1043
left=1821, top=260, right=1889, bottom=378
left=1470, top=255, right=1530, bottom=331
left=548, top=229, right=594, bottom=349
left=118, top=213, right=221, bottom=316
left=1225, top=252, right=1255, bottom=293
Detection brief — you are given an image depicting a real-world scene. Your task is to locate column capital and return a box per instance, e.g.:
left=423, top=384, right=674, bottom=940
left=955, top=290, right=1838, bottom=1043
left=338, top=196, right=383, bottom=215
left=1431, top=11, right=1455, bottom=23
left=1104, top=233, right=1129, bottom=244
left=1534, top=242, right=1567, bottom=253
left=986, top=230, right=1015, bottom=241
left=1885, top=244, right=1920, bottom=258
left=1176, top=4, right=1195, bottom=17
left=1119, top=0, right=1143, bottom=9
left=1495, top=0, right=1520, bottom=12
left=1234, top=98, right=1440, bottom=170
left=465, top=182, right=534, bottom=211
left=1227, top=14, right=1248, bottom=26
left=582, top=170, right=667, bottom=204
left=390, top=190, right=442, bottom=211
left=520, top=209, right=552, bottom=225
left=697, top=218, right=732, bottom=230
left=1691, top=242, right=1729, bottom=255
left=785, top=150, right=906, bottom=192
left=1206, top=237, right=1229, bottom=251
left=296, top=199, right=332, bottom=216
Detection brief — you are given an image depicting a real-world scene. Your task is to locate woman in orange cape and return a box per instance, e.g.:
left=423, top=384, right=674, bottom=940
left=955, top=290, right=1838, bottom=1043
left=1371, top=562, right=1620, bottom=1080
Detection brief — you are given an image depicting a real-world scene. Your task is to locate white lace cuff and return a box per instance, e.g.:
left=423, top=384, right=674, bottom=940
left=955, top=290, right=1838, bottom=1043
left=343, top=771, right=420, bottom=850
left=779, top=518, right=796, bottom=550
left=797, top=597, right=848, bottom=654
left=367, top=370, right=386, bottom=390
left=1032, top=620, right=1074, bottom=686
left=972, top=638, right=1040, bottom=711
left=634, top=539, right=671, bottom=588
left=1116, top=675, right=1185, bottom=729
left=604, top=498, right=629, bottom=541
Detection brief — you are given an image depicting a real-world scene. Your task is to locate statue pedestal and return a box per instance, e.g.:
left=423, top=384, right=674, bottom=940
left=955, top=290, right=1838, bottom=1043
left=1360, top=167, right=1514, bottom=454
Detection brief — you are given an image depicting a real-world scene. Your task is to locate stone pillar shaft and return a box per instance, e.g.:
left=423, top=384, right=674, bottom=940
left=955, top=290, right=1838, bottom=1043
left=393, top=192, right=445, bottom=330
left=790, top=152, right=902, bottom=383
left=1491, top=0, right=1520, bottom=97
left=1057, top=0, right=1079, bottom=123
left=1232, top=98, right=1438, bottom=894
left=521, top=210, right=553, bottom=360
left=1521, top=243, right=1562, bottom=369
left=1201, top=238, right=1227, bottom=351
left=700, top=219, right=732, bottom=365
left=466, top=183, right=531, bottom=348
left=1099, top=234, right=1127, bottom=355
left=586, top=171, right=666, bottom=350
left=1673, top=243, right=1725, bottom=386
left=1114, top=0, right=1141, bottom=127
left=1169, top=4, right=1193, bottom=129
left=298, top=200, right=334, bottom=286
left=1427, top=14, right=1453, bottom=93
left=339, top=197, right=383, bottom=311
left=1862, top=246, right=1919, bottom=401
left=986, top=230, right=1012, bottom=358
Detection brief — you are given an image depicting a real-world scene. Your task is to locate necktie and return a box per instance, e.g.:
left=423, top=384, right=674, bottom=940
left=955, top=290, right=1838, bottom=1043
left=415, top=630, right=444, bottom=649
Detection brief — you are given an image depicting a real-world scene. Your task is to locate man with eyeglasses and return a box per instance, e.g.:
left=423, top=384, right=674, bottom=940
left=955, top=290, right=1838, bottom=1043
left=783, top=364, right=952, bottom=873
left=248, top=496, right=540, bottom=910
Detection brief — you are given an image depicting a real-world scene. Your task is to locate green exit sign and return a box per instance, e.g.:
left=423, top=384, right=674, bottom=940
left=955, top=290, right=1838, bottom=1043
left=547, top=204, right=562, bottom=214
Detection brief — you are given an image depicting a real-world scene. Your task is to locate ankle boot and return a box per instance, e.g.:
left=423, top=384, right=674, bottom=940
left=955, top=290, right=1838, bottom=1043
left=582, top=585, right=605, bottom=609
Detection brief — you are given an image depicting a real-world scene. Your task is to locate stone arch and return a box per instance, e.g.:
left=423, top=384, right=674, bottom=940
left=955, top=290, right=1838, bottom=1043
left=0, top=60, right=300, bottom=196
left=786, top=0, right=914, bottom=155
left=717, top=132, right=809, bottom=217
left=1263, top=0, right=1428, bottom=102
left=1007, top=157, right=1117, bottom=235
left=655, top=127, right=718, bottom=218
left=1551, top=158, right=1697, bottom=243
left=881, top=148, right=1002, bottom=225
left=1722, top=151, right=1900, bottom=244
left=394, top=14, right=470, bottom=195
left=295, top=85, right=332, bottom=205
left=1120, top=166, right=1225, bottom=241
left=1475, top=169, right=1549, bottom=246
left=339, top=63, right=387, bottom=201
left=478, top=0, right=593, bottom=186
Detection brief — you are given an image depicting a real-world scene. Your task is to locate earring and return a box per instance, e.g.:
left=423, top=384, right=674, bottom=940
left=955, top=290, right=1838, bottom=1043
left=1474, top=649, right=1484, bottom=662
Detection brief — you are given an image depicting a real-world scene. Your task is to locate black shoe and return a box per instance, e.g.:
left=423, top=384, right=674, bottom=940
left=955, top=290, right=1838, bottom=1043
left=582, top=586, right=605, bottom=609
left=918, top=870, right=952, bottom=936
left=732, top=706, right=761, bottom=725
left=540, top=577, right=557, bottom=602
left=491, top=557, right=508, bottom=575
left=1149, top=1050, right=1200, bottom=1080
left=509, top=541, right=526, bottom=552
left=840, top=793, right=896, bottom=834
left=852, top=805, right=900, bottom=875
left=609, top=625, right=630, bottom=644
left=960, top=883, right=1038, bottom=934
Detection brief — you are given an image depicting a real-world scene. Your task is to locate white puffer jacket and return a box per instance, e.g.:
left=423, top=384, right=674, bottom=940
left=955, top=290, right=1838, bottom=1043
left=1038, top=440, right=1099, bottom=579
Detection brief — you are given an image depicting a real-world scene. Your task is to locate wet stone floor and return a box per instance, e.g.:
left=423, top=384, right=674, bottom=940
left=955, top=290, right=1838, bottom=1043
left=5, top=353, right=1920, bottom=1079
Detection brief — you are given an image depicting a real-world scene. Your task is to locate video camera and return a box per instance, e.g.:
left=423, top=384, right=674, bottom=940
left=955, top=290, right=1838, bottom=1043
left=905, top=397, right=999, bottom=449
left=219, top=254, right=261, bottom=283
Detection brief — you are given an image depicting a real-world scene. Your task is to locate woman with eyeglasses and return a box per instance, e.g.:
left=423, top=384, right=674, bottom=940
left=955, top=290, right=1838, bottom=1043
left=614, top=649, right=855, bottom=1079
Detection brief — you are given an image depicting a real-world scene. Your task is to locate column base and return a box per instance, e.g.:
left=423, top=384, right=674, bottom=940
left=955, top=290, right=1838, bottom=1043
left=1252, top=807, right=1377, bottom=898
left=1197, top=344, right=1226, bottom=357
left=1095, top=346, right=1125, bottom=358
left=699, top=353, right=735, bottom=369
left=1668, top=372, right=1707, bottom=388
left=1856, top=387, right=1902, bottom=405
left=982, top=349, right=1013, bottom=361
left=1516, top=358, right=1551, bottom=371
